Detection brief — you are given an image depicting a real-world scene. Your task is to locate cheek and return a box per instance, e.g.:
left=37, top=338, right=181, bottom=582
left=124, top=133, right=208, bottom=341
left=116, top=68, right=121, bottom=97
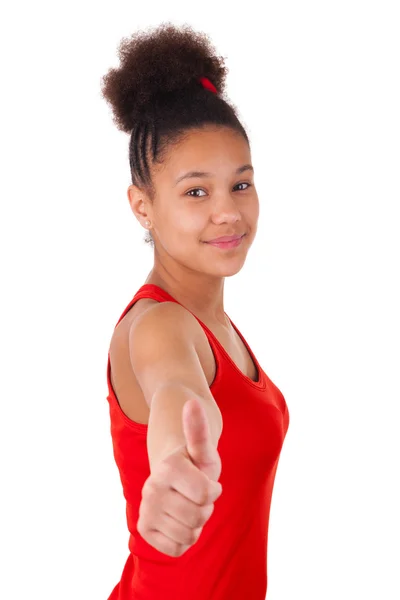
left=188, top=210, right=208, bottom=233
left=248, top=197, right=259, bottom=222
left=169, top=205, right=206, bottom=234
left=158, top=207, right=203, bottom=248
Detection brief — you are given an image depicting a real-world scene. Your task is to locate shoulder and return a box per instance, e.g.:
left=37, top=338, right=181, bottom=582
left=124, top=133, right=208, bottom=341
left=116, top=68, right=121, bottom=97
left=111, top=298, right=204, bottom=355
left=129, top=300, right=203, bottom=349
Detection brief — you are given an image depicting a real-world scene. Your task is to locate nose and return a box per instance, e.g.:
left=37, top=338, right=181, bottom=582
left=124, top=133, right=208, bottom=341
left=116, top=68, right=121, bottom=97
left=210, top=193, right=242, bottom=225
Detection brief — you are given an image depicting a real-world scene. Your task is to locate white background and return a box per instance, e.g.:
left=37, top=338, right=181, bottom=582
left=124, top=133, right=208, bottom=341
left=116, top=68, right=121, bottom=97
left=1, top=1, right=399, bottom=598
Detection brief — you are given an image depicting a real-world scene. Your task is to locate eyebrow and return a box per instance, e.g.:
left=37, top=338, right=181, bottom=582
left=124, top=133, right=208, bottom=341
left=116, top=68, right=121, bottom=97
left=174, top=164, right=254, bottom=186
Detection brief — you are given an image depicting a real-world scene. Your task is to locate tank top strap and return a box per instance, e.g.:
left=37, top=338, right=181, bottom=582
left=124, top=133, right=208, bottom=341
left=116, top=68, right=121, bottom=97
left=111, top=284, right=167, bottom=329
left=112, top=283, right=226, bottom=356
left=117, top=283, right=220, bottom=341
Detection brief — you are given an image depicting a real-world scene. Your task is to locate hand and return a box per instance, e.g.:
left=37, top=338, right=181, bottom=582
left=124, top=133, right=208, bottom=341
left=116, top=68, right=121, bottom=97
left=137, top=397, right=223, bottom=557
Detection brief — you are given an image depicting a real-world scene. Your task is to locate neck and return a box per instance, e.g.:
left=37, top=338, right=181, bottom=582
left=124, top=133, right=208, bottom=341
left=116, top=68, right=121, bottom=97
left=144, top=266, right=227, bottom=326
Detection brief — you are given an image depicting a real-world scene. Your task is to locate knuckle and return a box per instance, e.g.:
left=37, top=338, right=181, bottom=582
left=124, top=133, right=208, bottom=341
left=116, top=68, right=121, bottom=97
left=205, top=486, right=216, bottom=504
left=175, top=520, right=196, bottom=546
left=184, top=526, right=200, bottom=546
left=192, top=506, right=206, bottom=528
left=163, top=456, right=177, bottom=473
left=197, top=479, right=212, bottom=505
left=192, top=526, right=203, bottom=542
left=200, top=503, right=214, bottom=525
left=160, top=456, right=175, bottom=473
left=142, top=478, right=156, bottom=499
left=209, top=481, right=222, bottom=501
left=192, top=513, right=203, bottom=529
left=184, top=530, right=196, bottom=545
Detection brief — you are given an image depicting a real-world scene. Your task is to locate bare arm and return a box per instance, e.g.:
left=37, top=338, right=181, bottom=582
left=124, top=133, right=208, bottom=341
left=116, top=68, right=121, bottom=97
left=128, top=302, right=223, bottom=473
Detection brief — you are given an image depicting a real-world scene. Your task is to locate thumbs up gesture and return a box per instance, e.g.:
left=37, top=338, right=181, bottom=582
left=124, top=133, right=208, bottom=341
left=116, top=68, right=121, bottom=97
left=137, top=397, right=223, bottom=557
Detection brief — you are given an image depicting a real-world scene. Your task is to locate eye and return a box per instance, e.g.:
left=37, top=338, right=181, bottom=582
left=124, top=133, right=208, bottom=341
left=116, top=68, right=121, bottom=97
left=235, top=182, right=252, bottom=191
left=186, top=188, right=207, bottom=198
left=186, top=182, right=253, bottom=198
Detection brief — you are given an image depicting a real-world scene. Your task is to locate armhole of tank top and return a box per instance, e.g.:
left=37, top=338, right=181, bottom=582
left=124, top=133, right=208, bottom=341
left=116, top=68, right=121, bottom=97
left=190, top=314, right=223, bottom=391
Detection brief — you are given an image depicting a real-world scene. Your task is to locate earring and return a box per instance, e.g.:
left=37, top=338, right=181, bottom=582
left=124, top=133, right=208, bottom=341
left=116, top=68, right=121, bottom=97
left=145, top=220, right=151, bottom=228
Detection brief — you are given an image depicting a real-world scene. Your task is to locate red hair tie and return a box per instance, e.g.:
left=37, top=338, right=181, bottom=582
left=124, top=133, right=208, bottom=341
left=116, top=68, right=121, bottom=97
left=199, top=76, right=217, bottom=94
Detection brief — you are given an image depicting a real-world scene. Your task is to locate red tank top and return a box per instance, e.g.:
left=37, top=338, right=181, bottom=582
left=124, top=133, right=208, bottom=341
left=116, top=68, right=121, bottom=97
left=106, top=284, right=290, bottom=600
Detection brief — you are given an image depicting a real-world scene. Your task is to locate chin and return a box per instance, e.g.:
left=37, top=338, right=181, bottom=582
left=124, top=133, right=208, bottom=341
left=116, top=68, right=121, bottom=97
left=210, top=255, right=247, bottom=277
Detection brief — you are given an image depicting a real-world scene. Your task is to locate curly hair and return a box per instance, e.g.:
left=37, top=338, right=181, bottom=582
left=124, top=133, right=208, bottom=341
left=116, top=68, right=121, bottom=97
left=100, top=21, right=250, bottom=248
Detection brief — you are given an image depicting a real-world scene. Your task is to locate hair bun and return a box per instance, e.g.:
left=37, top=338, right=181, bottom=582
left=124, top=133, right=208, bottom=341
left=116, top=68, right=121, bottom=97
left=101, top=22, right=228, bottom=132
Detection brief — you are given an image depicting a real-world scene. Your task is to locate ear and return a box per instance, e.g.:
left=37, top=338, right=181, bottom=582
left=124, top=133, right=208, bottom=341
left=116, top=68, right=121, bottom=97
left=127, top=184, right=153, bottom=227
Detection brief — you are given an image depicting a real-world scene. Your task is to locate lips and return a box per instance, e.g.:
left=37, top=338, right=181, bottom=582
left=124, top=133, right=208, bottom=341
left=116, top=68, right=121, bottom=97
left=206, top=234, right=244, bottom=243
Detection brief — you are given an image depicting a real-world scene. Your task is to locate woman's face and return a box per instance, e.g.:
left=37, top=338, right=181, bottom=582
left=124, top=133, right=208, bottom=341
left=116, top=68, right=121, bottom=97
left=133, top=125, right=259, bottom=278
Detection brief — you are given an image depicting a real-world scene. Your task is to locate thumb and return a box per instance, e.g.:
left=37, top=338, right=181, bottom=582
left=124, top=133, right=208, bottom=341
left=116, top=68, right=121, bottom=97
left=182, top=397, right=221, bottom=482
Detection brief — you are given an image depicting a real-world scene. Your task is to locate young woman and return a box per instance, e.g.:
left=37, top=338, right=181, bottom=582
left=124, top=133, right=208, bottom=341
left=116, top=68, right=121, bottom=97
left=101, top=21, right=290, bottom=600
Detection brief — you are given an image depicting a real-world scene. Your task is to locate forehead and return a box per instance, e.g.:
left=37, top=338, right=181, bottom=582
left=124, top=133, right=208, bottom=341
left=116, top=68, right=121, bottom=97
left=160, top=127, right=251, bottom=179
